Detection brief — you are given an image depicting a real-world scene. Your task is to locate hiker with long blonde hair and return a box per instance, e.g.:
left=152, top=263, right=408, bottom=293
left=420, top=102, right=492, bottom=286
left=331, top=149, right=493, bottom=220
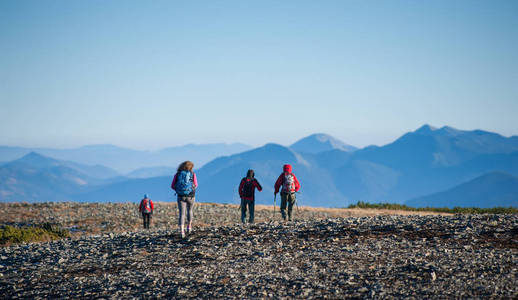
left=171, top=161, right=198, bottom=238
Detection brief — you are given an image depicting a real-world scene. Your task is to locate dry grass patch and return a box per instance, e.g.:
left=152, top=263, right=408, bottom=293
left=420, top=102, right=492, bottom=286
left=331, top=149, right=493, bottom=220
left=0, top=223, right=70, bottom=246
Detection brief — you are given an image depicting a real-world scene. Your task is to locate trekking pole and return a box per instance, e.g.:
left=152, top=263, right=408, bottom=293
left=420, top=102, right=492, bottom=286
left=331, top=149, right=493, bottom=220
left=295, top=192, right=301, bottom=213
left=234, top=187, right=241, bottom=210
left=273, top=194, right=277, bottom=219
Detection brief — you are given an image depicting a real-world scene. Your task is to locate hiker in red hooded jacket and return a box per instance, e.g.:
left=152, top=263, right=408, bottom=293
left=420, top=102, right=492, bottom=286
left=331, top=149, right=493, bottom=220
left=274, top=164, right=300, bottom=221
left=139, top=194, right=154, bottom=229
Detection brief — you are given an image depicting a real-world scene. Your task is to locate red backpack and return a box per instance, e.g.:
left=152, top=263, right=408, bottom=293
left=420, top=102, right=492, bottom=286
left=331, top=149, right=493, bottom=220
left=142, top=199, right=152, bottom=213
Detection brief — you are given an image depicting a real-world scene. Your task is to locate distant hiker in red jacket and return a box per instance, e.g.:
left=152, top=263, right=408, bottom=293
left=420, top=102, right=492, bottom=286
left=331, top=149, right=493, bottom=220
left=238, top=169, right=263, bottom=224
left=171, top=160, right=198, bottom=238
left=139, top=194, right=154, bottom=229
left=274, top=164, right=300, bottom=221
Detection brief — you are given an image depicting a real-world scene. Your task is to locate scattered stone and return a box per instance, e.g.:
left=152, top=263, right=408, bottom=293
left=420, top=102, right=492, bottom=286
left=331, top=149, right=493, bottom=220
left=0, top=203, right=516, bottom=298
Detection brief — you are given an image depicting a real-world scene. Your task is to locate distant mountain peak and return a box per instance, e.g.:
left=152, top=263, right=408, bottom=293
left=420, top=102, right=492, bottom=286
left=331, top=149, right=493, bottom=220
left=415, top=124, right=438, bottom=133
left=414, top=125, right=509, bottom=139
left=310, top=133, right=337, bottom=140
left=263, top=143, right=287, bottom=150
left=437, top=126, right=463, bottom=136
left=290, top=133, right=357, bottom=154
left=415, top=125, right=466, bottom=136
left=23, top=151, right=47, bottom=158
left=16, top=152, right=59, bottom=164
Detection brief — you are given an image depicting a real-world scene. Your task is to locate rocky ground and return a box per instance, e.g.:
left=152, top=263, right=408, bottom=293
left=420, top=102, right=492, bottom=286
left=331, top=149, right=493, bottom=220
left=0, top=203, right=517, bottom=298
left=0, top=202, right=447, bottom=236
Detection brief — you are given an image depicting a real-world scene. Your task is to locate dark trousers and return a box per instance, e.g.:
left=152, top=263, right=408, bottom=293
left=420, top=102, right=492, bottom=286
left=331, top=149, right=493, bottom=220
left=241, top=198, right=255, bottom=223
left=142, top=212, right=152, bottom=229
left=280, top=192, right=296, bottom=221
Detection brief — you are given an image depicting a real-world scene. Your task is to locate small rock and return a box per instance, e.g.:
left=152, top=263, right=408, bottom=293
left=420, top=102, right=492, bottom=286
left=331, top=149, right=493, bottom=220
left=431, top=271, right=436, bottom=281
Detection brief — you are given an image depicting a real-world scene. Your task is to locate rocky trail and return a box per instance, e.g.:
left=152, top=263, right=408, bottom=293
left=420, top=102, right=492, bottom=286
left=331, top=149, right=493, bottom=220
left=1, top=204, right=517, bottom=298
left=0, top=202, right=448, bottom=236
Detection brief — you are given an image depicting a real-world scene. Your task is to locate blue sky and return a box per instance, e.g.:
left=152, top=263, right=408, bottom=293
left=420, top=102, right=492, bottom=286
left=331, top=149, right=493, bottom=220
left=1, top=0, right=517, bottom=150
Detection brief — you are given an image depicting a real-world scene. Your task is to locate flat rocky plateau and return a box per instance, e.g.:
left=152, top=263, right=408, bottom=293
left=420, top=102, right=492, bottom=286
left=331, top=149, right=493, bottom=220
left=0, top=203, right=517, bottom=299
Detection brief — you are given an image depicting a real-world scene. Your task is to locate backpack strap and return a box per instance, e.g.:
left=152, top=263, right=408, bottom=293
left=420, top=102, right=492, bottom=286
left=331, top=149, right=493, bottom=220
left=240, top=177, right=246, bottom=194
left=174, top=171, right=180, bottom=187
left=281, top=172, right=288, bottom=184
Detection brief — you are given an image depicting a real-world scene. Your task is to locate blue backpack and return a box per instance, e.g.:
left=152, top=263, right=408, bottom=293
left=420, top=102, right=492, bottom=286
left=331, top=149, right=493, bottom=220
left=175, top=170, right=194, bottom=196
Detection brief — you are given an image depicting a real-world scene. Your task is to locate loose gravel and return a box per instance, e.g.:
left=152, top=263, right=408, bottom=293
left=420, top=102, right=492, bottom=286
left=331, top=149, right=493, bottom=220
left=1, top=213, right=517, bottom=299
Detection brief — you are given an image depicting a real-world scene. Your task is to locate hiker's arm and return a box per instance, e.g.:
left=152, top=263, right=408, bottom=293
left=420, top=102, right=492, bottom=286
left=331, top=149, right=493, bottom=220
left=150, top=200, right=154, bottom=211
left=171, top=174, right=177, bottom=190
left=193, top=173, right=198, bottom=189
left=294, top=174, right=300, bottom=192
left=274, top=175, right=283, bottom=194
left=255, top=179, right=263, bottom=191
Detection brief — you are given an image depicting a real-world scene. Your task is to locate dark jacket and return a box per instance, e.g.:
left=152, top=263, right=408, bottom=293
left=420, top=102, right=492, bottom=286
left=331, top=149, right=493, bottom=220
left=239, top=169, right=263, bottom=201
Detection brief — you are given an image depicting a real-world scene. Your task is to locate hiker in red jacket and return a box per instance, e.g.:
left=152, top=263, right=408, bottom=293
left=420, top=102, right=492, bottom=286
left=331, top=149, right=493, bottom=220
left=274, top=164, right=300, bottom=221
left=139, top=194, right=154, bottom=229
left=238, top=169, right=262, bottom=224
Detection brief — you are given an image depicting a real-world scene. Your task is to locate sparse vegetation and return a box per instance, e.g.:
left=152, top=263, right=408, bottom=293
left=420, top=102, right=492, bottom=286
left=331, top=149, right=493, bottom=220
left=347, top=201, right=518, bottom=214
left=0, top=223, right=70, bottom=246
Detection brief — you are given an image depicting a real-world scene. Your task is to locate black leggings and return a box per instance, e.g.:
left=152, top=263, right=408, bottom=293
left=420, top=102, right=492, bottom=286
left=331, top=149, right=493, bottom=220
left=142, top=212, right=152, bottom=229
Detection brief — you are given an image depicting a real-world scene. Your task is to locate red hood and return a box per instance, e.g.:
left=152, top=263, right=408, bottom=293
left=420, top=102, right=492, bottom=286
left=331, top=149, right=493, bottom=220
left=283, top=164, right=292, bottom=173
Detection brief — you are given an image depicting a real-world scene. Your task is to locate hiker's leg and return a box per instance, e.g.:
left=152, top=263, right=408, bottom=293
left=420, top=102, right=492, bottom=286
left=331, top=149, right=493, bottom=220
left=177, top=198, right=186, bottom=234
left=142, top=213, right=146, bottom=228
left=249, top=200, right=255, bottom=223
left=280, top=193, right=288, bottom=220
left=287, top=193, right=295, bottom=221
left=148, top=213, right=152, bottom=228
left=186, top=197, right=195, bottom=231
left=240, top=198, right=247, bottom=223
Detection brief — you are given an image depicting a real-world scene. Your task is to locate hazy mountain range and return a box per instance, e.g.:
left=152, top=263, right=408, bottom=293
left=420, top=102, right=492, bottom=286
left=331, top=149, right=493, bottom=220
left=1, top=126, right=517, bottom=208
left=0, top=143, right=252, bottom=174
left=406, top=172, right=518, bottom=208
left=0, top=152, right=124, bottom=202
